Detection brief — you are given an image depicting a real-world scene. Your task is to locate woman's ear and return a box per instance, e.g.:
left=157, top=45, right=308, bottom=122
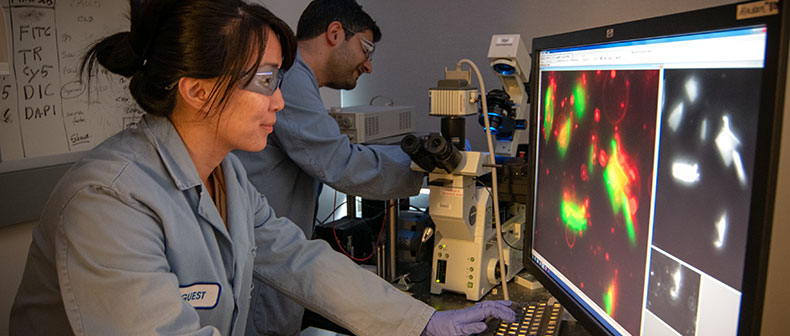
left=177, top=77, right=212, bottom=111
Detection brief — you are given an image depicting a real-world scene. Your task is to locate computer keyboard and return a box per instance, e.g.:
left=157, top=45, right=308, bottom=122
left=478, top=299, right=565, bottom=336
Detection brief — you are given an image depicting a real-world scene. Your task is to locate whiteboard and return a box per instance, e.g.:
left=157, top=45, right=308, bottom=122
left=0, top=0, right=143, bottom=173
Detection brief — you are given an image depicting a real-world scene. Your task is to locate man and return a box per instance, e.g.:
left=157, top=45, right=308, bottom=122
left=234, top=0, right=425, bottom=335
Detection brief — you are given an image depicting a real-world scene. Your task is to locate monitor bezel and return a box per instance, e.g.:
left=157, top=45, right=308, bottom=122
left=523, top=2, right=788, bottom=335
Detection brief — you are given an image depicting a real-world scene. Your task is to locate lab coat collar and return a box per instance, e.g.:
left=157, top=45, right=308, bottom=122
left=140, top=114, right=203, bottom=192
left=292, top=51, right=318, bottom=88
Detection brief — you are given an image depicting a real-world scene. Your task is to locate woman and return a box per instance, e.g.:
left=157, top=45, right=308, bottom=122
left=10, top=0, right=513, bottom=335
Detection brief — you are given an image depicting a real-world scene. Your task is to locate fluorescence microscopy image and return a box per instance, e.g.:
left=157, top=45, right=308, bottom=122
left=652, top=68, right=762, bottom=292
left=533, top=69, right=659, bottom=335
left=646, top=248, right=701, bottom=336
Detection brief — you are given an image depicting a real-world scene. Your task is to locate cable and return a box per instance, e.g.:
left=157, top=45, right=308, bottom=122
left=476, top=180, right=522, bottom=251
left=317, top=201, right=347, bottom=226
left=331, top=201, right=397, bottom=262
left=316, top=192, right=395, bottom=226
left=475, top=179, right=494, bottom=200
left=458, top=59, right=510, bottom=300
left=369, top=95, right=395, bottom=106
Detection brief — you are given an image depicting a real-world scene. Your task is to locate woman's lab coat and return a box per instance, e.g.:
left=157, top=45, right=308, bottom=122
left=10, top=114, right=433, bottom=336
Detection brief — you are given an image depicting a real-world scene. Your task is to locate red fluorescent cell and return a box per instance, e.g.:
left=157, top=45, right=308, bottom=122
left=610, top=70, right=616, bottom=79
left=599, top=150, right=608, bottom=166
left=606, top=253, right=610, bottom=261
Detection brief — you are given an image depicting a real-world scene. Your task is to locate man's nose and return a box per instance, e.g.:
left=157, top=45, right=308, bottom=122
left=361, top=59, right=373, bottom=74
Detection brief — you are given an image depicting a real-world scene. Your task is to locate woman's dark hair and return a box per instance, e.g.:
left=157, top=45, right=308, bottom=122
left=296, top=0, right=381, bottom=42
left=80, top=0, right=297, bottom=117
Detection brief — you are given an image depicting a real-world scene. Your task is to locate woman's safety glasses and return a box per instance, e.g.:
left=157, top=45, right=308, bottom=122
left=243, top=66, right=283, bottom=96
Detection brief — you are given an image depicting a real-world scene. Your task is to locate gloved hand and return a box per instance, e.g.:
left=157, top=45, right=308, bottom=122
left=422, top=300, right=516, bottom=336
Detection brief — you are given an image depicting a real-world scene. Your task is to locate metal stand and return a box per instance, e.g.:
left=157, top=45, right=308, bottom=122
left=374, top=198, right=399, bottom=282
left=387, top=199, right=399, bottom=282
left=346, top=195, right=356, bottom=217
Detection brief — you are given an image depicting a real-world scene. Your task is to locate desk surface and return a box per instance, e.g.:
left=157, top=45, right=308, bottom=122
left=407, top=268, right=593, bottom=336
left=303, top=266, right=593, bottom=335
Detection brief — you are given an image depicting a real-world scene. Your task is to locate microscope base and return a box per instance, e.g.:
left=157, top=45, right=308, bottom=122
left=430, top=237, right=522, bottom=301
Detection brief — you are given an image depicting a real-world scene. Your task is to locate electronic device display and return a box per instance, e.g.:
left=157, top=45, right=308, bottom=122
left=524, top=2, right=788, bottom=335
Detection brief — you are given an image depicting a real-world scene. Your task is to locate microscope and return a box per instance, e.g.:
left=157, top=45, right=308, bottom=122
left=401, top=35, right=530, bottom=301
left=484, top=34, right=531, bottom=157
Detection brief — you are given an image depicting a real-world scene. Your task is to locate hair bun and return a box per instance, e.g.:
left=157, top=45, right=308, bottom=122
left=94, top=32, right=146, bottom=78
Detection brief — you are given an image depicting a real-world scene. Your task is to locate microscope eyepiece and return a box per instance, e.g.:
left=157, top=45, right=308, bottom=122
left=424, top=133, right=462, bottom=173
left=400, top=134, right=437, bottom=172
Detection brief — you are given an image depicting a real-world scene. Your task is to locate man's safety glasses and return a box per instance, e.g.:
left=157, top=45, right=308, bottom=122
left=343, top=27, right=375, bottom=61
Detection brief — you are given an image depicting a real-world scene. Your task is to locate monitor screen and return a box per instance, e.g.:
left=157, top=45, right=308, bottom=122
left=525, top=3, right=785, bottom=335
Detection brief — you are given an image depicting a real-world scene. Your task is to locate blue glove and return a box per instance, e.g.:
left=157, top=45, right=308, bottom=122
left=422, top=300, right=516, bottom=336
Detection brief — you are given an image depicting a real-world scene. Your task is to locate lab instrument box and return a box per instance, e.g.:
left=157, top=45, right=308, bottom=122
left=328, top=105, right=415, bottom=144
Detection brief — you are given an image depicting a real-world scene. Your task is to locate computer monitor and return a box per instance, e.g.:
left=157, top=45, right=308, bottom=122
left=524, top=2, right=788, bottom=335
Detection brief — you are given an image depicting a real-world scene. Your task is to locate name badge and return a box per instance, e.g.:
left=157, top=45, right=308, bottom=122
left=179, top=283, right=221, bottom=309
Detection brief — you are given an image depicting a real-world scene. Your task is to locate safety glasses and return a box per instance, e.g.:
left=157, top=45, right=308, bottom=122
left=343, top=27, right=375, bottom=61
left=242, top=66, right=284, bottom=96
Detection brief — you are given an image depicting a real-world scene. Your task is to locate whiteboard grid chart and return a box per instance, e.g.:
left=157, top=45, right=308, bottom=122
left=0, top=0, right=142, bottom=172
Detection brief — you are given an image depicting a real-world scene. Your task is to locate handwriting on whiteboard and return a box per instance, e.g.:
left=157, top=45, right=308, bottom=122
left=0, top=0, right=143, bottom=166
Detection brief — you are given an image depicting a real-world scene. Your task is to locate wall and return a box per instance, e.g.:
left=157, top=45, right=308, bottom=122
left=262, top=0, right=341, bottom=108
left=345, top=0, right=737, bottom=149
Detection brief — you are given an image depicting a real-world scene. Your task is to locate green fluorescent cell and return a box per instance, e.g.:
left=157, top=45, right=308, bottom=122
left=603, top=145, right=626, bottom=221
left=561, top=198, right=587, bottom=232
left=588, top=143, right=595, bottom=176
left=604, top=140, right=625, bottom=212
left=573, top=83, right=587, bottom=119
left=557, top=118, right=571, bottom=158
left=621, top=195, right=637, bottom=246
left=544, top=85, right=555, bottom=143
left=603, top=139, right=638, bottom=246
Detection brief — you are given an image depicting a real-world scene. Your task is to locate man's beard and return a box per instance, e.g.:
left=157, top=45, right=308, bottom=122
left=325, top=47, right=360, bottom=90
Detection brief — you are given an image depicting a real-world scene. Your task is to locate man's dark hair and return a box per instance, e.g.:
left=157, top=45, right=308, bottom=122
left=296, top=0, right=381, bottom=42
